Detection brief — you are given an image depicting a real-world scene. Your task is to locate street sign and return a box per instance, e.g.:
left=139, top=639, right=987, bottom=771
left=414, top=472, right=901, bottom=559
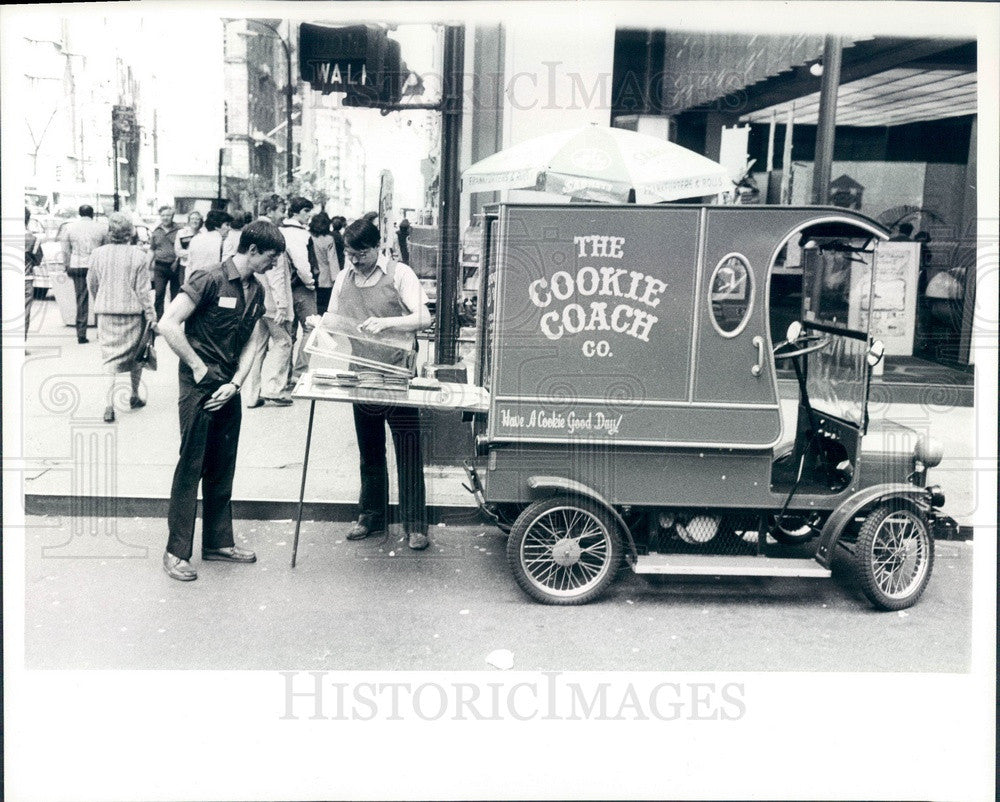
left=299, top=23, right=381, bottom=94
left=378, top=169, right=394, bottom=249
left=111, top=105, right=137, bottom=140
left=299, top=22, right=405, bottom=106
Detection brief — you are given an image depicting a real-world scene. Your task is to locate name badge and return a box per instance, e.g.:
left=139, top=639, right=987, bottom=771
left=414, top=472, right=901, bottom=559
left=218, top=296, right=237, bottom=309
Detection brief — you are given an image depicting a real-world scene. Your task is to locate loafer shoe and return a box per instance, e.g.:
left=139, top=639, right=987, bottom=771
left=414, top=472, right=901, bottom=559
left=246, top=400, right=265, bottom=409
left=407, top=532, right=430, bottom=551
left=262, top=396, right=293, bottom=407
left=129, top=396, right=146, bottom=409
left=163, top=551, right=197, bottom=581
left=346, top=521, right=384, bottom=541
left=103, top=406, right=116, bottom=423
left=203, top=546, right=257, bottom=563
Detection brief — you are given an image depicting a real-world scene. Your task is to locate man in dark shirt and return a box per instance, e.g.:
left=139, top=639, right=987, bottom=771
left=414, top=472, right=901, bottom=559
left=331, top=215, right=346, bottom=271
left=150, top=205, right=181, bottom=320
left=157, top=221, right=285, bottom=581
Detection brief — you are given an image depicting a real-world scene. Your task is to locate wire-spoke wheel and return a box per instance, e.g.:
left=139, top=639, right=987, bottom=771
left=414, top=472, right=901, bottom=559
left=854, top=504, right=934, bottom=611
left=507, top=496, right=622, bottom=605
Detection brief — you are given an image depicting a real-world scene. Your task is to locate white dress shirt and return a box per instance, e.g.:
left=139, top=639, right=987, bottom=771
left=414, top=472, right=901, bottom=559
left=185, top=229, right=226, bottom=275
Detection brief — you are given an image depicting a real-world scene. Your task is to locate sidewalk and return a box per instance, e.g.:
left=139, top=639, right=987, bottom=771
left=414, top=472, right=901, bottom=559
left=20, top=296, right=984, bottom=527
left=21, top=297, right=476, bottom=520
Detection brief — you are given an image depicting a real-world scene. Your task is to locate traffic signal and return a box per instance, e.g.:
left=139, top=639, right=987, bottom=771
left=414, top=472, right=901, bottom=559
left=341, top=37, right=406, bottom=108
left=299, top=23, right=406, bottom=108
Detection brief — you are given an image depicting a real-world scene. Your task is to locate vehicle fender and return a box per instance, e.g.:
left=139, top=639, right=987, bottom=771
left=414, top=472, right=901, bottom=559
left=527, top=475, right=637, bottom=558
left=815, top=483, right=929, bottom=568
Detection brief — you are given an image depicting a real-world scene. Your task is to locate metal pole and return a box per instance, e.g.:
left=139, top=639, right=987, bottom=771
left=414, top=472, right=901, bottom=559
left=433, top=25, right=465, bottom=366
left=291, top=399, right=317, bottom=568
left=217, top=147, right=224, bottom=201
left=112, top=135, right=121, bottom=211
left=780, top=103, right=794, bottom=204
left=284, top=22, right=294, bottom=188
left=766, top=109, right=776, bottom=173
left=811, top=35, right=843, bottom=206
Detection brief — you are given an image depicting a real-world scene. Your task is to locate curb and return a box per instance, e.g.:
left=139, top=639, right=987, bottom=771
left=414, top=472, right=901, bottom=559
left=25, top=494, right=973, bottom=540
left=24, top=494, right=485, bottom=526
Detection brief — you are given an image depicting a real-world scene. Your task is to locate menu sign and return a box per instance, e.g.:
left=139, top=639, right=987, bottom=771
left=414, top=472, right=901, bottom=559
left=849, top=241, right=919, bottom=356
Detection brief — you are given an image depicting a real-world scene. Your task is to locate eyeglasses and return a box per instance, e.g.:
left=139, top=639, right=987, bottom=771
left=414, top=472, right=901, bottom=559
left=345, top=247, right=375, bottom=261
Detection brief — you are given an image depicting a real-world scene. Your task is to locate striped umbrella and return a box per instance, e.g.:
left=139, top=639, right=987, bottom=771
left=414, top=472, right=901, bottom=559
left=462, top=124, right=731, bottom=203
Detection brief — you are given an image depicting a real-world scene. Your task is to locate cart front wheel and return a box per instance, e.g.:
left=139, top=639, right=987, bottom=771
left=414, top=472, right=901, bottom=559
left=507, top=496, right=622, bottom=605
left=853, top=504, right=934, bottom=611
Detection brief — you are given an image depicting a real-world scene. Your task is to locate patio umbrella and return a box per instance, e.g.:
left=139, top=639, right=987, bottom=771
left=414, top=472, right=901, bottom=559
left=461, top=124, right=732, bottom=203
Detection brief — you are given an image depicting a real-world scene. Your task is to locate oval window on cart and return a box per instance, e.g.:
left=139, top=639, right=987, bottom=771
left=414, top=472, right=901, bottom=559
left=708, top=253, right=754, bottom=337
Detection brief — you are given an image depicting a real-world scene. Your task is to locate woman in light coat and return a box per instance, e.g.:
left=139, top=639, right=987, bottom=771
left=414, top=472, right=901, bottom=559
left=86, top=213, right=157, bottom=422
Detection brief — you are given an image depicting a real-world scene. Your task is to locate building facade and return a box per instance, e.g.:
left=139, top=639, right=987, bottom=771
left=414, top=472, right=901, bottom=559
left=22, top=16, right=153, bottom=217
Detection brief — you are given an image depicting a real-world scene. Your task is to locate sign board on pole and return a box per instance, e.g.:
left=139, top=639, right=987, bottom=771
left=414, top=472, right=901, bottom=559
left=378, top=169, right=394, bottom=251
left=848, top=241, right=919, bottom=357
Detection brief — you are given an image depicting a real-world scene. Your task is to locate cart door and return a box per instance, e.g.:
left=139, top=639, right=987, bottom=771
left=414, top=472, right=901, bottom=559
left=692, top=209, right=782, bottom=445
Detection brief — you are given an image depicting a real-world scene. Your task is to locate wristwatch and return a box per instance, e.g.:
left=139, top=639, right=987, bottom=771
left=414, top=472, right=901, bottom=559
left=230, top=380, right=241, bottom=390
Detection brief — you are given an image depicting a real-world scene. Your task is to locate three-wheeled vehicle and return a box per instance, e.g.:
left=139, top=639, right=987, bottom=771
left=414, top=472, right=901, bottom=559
left=462, top=203, right=955, bottom=609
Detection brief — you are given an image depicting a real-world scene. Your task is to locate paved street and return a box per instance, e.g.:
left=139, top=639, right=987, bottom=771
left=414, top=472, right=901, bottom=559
left=24, top=515, right=974, bottom=672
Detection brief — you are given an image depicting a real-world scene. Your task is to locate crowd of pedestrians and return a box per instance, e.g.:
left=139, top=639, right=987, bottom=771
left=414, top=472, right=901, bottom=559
left=27, top=194, right=432, bottom=583
left=55, top=196, right=359, bottom=414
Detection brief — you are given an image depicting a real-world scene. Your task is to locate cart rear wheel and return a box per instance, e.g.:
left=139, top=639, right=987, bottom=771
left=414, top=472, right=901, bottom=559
left=854, top=504, right=934, bottom=611
left=507, top=496, right=622, bottom=605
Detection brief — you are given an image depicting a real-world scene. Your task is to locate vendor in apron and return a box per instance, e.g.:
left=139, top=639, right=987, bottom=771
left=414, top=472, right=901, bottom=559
left=321, top=218, right=433, bottom=550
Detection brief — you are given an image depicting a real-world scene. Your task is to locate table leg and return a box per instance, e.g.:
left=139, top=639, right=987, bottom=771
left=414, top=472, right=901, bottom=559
left=291, top=399, right=317, bottom=567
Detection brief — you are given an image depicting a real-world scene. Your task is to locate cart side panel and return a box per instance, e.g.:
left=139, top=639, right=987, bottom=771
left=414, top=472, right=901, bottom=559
left=489, top=205, right=704, bottom=445
left=485, top=446, right=776, bottom=507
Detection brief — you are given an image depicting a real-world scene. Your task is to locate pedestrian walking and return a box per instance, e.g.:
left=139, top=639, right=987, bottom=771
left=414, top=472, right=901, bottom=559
left=317, top=218, right=433, bottom=550
left=173, top=210, right=203, bottom=286
left=396, top=217, right=411, bottom=264
left=186, top=209, right=232, bottom=275
left=222, top=210, right=252, bottom=261
left=258, top=195, right=286, bottom=226
left=157, top=221, right=285, bottom=582
left=60, top=204, right=108, bottom=343
left=309, top=211, right=339, bottom=314
left=331, top=215, right=346, bottom=278
left=85, top=213, right=157, bottom=423
left=280, top=196, right=319, bottom=389
left=24, top=207, right=43, bottom=338
left=243, top=216, right=295, bottom=409
left=150, top=205, right=182, bottom=320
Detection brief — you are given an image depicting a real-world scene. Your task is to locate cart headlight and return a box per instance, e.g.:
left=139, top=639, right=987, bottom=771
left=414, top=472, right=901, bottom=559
left=927, top=485, right=946, bottom=508
left=914, top=436, right=943, bottom=468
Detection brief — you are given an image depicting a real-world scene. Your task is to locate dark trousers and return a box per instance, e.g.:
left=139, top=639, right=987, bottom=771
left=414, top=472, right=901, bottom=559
left=316, top=286, right=333, bottom=315
left=352, top=403, right=427, bottom=534
left=152, top=261, right=180, bottom=320
left=68, top=269, right=89, bottom=339
left=166, top=379, right=242, bottom=560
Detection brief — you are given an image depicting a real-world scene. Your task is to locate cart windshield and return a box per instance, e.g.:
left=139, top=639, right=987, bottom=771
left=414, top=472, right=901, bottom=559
left=805, top=335, right=868, bottom=427
left=800, top=240, right=875, bottom=428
